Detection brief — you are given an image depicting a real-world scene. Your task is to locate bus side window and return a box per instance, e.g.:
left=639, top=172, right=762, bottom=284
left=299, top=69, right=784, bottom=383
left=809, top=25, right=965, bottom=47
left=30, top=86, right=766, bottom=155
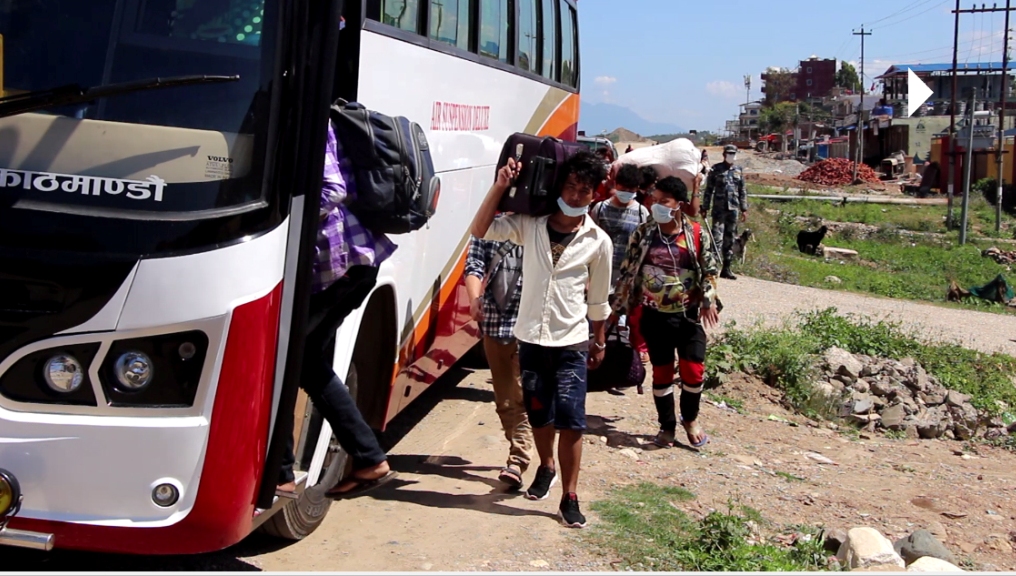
left=559, top=0, right=576, bottom=87
left=538, top=0, right=555, bottom=81
left=517, top=0, right=537, bottom=72
left=429, top=0, right=471, bottom=51
left=479, top=0, right=509, bottom=63
left=381, top=0, right=421, bottom=33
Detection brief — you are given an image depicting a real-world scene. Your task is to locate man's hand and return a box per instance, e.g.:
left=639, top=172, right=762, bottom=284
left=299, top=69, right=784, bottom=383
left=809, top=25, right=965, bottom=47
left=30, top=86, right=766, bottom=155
left=740, top=211, right=748, bottom=223
left=588, top=342, right=606, bottom=369
left=495, top=157, right=522, bottom=190
left=700, top=306, right=719, bottom=329
left=469, top=297, right=484, bottom=323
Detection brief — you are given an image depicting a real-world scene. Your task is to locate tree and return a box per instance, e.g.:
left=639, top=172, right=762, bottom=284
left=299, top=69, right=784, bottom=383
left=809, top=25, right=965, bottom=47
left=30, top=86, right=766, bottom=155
left=759, top=102, right=797, bottom=134
left=836, top=61, right=862, bottom=93
left=762, top=67, right=796, bottom=105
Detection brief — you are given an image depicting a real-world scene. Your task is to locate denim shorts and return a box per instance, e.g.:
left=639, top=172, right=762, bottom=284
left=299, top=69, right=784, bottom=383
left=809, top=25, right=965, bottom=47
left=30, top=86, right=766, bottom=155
left=518, top=342, right=589, bottom=431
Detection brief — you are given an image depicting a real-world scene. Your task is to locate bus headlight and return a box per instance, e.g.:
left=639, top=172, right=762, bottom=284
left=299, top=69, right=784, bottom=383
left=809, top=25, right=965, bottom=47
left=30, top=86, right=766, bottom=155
left=42, top=354, right=85, bottom=393
left=114, top=351, right=154, bottom=391
left=0, top=469, right=21, bottom=518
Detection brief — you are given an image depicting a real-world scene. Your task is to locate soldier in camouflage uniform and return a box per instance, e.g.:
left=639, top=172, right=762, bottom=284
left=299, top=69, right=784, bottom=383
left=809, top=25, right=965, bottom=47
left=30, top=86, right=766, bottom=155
left=702, top=144, right=748, bottom=280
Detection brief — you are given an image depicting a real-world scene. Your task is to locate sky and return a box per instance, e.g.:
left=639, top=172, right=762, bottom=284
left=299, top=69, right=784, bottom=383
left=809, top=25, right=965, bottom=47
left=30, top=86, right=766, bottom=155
left=578, top=0, right=1012, bottom=133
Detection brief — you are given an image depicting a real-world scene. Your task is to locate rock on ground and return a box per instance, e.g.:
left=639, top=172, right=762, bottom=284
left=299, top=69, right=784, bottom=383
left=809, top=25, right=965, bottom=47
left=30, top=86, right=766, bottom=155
left=838, top=527, right=906, bottom=569
left=906, top=556, right=965, bottom=572
left=894, top=529, right=955, bottom=565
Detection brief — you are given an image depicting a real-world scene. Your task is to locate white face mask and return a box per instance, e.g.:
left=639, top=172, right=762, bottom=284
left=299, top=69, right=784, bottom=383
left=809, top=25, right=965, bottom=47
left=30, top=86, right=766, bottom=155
left=614, top=190, right=636, bottom=204
left=651, top=203, right=675, bottom=223
left=724, top=154, right=736, bottom=164
left=557, top=196, right=589, bottom=217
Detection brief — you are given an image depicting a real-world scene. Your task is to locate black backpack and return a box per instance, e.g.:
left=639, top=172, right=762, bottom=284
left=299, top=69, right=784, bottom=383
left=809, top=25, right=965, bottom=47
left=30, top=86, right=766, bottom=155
left=329, top=99, right=440, bottom=235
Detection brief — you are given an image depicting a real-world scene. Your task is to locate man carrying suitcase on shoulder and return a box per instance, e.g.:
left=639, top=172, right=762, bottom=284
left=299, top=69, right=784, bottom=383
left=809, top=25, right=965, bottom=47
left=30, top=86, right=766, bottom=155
left=470, top=149, right=613, bottom=529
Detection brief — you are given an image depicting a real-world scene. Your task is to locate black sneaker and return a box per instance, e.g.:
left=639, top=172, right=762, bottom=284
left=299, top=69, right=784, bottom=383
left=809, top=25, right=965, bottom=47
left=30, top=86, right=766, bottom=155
left=559, top=493, right=587, bottom=528
left=524, top=466, right=558, bottom=501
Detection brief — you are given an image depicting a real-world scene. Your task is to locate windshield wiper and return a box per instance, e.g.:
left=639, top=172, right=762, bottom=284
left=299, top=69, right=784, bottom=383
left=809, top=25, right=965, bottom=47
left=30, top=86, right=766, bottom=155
left=0, top=74, right=241, bottom=119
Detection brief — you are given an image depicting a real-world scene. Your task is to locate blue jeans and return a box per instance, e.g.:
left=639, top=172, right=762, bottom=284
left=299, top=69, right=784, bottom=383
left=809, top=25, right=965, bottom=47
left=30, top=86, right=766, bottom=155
left=518, top=342, right=589, bottom=431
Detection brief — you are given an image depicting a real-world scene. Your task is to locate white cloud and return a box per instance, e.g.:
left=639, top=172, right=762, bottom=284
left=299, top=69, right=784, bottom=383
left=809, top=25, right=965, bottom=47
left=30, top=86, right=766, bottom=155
left=594, top=76, right=617, bottom=86
left=706, top=80, right=741, bottom=99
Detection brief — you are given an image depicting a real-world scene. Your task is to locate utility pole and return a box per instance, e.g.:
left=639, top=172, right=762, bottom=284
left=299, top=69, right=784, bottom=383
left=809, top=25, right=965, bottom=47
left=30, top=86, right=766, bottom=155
left=947, top=0, right=961, bottom=229
left=853, top=27, right=872, bottom=184
left=744, top=74, right=752, bottom=139
left=961, top=89, right=978, bottom=244
left=952, top=2, right=1016, bottom=231
left=998, top=0, right=1012, bottom=233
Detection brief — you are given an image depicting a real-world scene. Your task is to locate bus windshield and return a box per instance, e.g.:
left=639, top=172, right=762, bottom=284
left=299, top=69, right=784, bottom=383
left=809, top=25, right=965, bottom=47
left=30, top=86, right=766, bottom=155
left=0, top=0, right=276, bottom=217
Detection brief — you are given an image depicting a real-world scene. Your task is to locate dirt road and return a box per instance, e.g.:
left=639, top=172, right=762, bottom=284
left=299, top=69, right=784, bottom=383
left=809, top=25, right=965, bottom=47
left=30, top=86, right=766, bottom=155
left=7, top=281, right=1016, bottom=571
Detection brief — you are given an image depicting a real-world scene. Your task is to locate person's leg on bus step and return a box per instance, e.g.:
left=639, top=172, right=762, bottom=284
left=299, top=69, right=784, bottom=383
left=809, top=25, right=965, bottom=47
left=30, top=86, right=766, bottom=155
left=277, top=266, right=394, bottom=495
left=483, top=335, right=533, bottom=490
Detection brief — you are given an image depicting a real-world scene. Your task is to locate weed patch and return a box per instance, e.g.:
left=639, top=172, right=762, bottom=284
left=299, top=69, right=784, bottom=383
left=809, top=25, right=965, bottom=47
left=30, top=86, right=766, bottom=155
left=587, top=483, right=831, bottom=572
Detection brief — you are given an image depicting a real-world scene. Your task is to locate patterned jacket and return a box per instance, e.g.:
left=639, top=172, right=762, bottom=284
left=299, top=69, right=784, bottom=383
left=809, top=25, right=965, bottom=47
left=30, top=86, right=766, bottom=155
left=610, top=214, right=722, bottom=317
left=703, top=161, right=747, bottom=215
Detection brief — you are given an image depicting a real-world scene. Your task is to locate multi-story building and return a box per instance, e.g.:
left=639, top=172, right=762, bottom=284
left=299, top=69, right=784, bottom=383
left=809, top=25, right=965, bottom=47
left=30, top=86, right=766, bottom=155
left=761, top=56, right=838, bottom=104
left=739, top=101, right=762, bottom=139
left=797, top=56, right=837, bottom=102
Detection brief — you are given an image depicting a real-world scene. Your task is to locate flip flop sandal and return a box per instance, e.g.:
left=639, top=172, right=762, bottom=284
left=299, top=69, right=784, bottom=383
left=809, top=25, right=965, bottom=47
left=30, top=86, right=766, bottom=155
left=497, top=466, right=524, bottom=491
left=652, top=429, right=675, bottom=448
left=679, top=416, right=709, bottom=448
left=326, top=470, right=398, bottom=499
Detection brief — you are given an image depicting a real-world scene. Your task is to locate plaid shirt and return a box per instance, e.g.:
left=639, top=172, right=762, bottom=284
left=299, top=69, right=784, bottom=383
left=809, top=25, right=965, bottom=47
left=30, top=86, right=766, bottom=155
left=465, top=234, right=523, bottom=341
left=313, top=121, right=397, bottom=293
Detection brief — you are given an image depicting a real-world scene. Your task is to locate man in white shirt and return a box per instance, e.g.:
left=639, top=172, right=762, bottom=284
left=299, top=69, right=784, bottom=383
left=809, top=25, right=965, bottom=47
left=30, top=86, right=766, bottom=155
left=470, top=149, right=613, bottom=529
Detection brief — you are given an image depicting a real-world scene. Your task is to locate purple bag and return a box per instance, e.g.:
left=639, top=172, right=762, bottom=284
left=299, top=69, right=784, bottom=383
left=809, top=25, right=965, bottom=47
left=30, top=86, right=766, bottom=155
left=496, top=133, right=585, bottom=215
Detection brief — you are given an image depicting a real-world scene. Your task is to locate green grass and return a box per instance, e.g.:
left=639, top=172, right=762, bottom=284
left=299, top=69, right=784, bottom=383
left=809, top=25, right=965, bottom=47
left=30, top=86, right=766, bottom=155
left=776, top=471, right=806, bottom=482
left=586, top=483, right=831, bottom=572
left=708, top=308, right=1016, bottom=417
left=741, top=198, right=1016, bottom=313
left=706, top=393, right=745, bottom=414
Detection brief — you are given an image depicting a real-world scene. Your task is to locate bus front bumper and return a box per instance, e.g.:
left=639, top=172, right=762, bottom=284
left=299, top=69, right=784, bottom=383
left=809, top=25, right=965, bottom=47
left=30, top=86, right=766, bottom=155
left=0, top=526, right=54, bottom=551
left=0, top=468, right=53, bottom=551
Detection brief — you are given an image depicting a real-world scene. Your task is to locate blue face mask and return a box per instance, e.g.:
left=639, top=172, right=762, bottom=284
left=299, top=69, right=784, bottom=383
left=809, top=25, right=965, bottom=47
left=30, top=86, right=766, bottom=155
left=557, top=196, right=590, bottom=217
left=651, top=203, right=675, bottom=223
left=614, top=190, right=636, bottom=204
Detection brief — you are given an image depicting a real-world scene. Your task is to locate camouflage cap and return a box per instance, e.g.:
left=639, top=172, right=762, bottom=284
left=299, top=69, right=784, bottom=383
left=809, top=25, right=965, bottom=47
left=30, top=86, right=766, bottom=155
left=723, top=144, right=738, bottom=155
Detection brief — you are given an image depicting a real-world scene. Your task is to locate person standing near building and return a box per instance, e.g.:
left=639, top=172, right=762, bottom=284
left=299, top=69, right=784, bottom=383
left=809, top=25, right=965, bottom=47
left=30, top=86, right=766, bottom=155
left=464, top=233, right=534, bottom=491
left=470, top=149, right=613, bottom=529
left=611, top=176, right=722, bottom=449
left=702, top=144, right=748, bottom=280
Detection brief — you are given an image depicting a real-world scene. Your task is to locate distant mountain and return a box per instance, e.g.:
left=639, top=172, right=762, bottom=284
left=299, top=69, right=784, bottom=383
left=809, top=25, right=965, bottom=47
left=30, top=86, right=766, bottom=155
left=606, top=127, right=648, bottom=143
left=579, top=101, right=684, bottom=138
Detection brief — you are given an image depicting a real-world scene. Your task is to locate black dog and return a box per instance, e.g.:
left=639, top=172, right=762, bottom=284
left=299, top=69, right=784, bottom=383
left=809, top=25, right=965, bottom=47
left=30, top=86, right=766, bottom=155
left=797, top=225, right=828, bottom=255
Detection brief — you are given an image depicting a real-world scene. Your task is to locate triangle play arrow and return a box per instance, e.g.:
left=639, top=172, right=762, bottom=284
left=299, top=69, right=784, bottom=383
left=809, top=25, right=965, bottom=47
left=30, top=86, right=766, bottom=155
left=907, top=68, right=934, bottom=118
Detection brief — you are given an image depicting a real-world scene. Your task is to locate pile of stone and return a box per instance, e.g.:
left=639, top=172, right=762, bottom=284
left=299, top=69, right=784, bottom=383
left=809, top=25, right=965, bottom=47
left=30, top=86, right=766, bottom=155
left=812, top=347, right=1012, bottom=441
left=737, top=152, right=807, bottom=176
left=827, top=526, right=964, bottom=572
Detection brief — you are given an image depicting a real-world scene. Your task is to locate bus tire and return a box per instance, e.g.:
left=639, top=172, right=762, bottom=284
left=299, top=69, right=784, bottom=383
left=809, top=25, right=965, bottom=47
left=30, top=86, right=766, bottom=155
left=259, top=364, right=359, bottom=541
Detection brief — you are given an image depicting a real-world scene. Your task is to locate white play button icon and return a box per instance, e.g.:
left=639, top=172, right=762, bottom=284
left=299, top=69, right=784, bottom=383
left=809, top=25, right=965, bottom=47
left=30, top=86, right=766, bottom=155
left=907, top=68, right=934, bottom=117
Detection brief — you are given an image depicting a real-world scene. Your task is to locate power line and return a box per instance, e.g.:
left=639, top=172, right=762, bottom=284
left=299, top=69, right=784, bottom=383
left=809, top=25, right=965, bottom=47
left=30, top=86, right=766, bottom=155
left=864, top=0, right=938, bottom=26
left=873, top=0, right=952, bottom=30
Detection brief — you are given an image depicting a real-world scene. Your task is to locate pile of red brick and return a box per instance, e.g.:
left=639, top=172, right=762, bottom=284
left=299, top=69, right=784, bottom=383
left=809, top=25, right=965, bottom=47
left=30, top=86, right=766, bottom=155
left=797, top=158, right=881, bottom=186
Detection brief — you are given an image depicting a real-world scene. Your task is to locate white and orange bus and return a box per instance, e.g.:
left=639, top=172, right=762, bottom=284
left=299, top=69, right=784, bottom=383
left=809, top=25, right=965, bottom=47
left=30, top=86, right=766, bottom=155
left=0, top=0, right=580, bottom=555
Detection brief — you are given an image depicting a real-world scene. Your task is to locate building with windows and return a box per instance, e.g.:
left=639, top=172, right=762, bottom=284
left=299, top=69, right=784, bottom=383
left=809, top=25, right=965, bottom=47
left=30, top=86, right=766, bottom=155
left=797, top=56, right=837, bottom=102
left=738, top=101, right=762, bottom=139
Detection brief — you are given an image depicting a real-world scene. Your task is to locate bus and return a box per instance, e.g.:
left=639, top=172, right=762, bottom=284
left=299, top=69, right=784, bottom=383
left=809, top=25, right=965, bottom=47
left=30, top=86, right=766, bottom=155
left=0, top=0, right=579, bottom=555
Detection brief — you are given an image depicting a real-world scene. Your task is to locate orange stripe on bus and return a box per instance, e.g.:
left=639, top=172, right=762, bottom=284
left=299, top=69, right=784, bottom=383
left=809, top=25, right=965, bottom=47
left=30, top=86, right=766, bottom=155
left=538, top=93, right=580, bottom=138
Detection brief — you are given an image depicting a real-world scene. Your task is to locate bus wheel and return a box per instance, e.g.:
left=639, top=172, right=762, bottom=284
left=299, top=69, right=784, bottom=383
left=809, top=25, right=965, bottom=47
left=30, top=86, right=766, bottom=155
left=259, top=364, right=359, bottom=541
